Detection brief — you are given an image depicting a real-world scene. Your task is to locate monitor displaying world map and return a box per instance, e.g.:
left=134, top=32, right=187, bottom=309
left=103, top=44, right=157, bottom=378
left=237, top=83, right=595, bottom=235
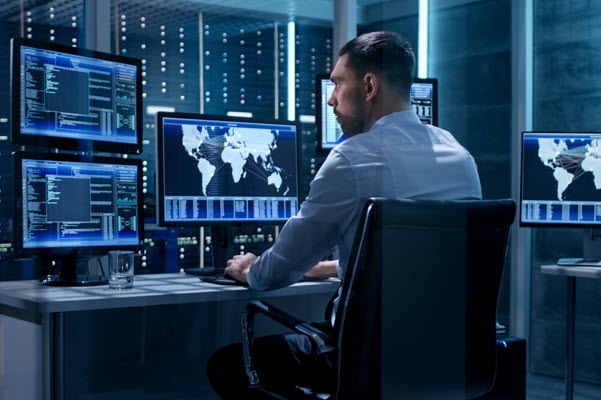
left=521, top=132, right=601, bottom=226
left=156, top=113, right=299, bottom=223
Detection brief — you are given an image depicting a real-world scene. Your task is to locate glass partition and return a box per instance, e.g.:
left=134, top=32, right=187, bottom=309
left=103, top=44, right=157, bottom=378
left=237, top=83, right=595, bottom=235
left=531, top=0, right=601, bottom=384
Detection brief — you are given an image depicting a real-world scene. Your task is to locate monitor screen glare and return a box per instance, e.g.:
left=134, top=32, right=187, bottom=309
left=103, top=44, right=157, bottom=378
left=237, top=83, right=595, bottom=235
left=158, top=115, right=299, bottom=223
left=21, top=158, right=141, bottom=248
left=17, top=43, right=138, bottom=145
left=521, top=132, right=601, bottom=226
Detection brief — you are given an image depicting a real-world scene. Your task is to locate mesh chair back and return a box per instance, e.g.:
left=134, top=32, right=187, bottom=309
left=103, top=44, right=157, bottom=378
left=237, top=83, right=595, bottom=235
left=335, top=198, right=516, bottom=400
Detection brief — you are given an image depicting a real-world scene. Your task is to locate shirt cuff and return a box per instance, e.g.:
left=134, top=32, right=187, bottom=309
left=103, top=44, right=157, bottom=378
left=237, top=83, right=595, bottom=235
left=246, top=256, right=260, bottom=289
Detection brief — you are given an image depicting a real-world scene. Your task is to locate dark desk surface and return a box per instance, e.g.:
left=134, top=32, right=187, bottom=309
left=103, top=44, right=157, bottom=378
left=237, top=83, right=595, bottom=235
left=0, top=273, right=340, bottom=314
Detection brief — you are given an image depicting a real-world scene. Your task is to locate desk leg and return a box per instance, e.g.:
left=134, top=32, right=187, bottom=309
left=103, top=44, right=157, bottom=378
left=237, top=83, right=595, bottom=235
left=565, top=276, right=575, bottom=400
left=55, top=312, right=65, bottom=400
left=44, top=312, right=65, bottom=400
left=42, top=313, right=52, bottom=400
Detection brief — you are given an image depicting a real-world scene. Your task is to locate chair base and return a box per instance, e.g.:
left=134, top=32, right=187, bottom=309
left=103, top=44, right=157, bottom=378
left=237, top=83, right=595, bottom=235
left=476, top=336, right=526, bottom=400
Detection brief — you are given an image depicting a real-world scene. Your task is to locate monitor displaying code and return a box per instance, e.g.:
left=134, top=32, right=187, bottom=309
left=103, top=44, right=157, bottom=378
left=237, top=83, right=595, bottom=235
left=21, top=158, right=140, bottom=248
left=18, top=44, right=138, bottom=145
left=521, top=132, right=601, bottom=226
left=159, top=115, right=299, bottom=223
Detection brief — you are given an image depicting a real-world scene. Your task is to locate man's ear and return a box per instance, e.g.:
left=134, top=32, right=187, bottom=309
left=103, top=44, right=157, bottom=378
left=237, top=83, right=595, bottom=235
left=364, top=73, right=379, bottom=102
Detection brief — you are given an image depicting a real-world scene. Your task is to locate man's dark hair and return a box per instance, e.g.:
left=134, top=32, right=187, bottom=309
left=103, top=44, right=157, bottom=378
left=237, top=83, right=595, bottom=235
left=339, top=31, right=415, bottom=101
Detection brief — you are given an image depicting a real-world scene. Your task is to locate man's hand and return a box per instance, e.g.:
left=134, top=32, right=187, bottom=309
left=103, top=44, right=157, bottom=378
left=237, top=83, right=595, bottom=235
left=224, top=253, right=258, bottom=284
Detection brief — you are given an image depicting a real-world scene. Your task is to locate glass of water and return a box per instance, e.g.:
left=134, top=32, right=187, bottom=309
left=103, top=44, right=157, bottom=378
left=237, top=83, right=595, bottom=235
left=108, top=251, right=134, bottom=289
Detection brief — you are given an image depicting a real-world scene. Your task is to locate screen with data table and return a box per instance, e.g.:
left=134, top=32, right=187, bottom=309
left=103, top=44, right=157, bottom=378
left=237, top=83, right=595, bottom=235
left=16, top=154, right=143, bottom=252
left=410, top=78, right=437, bottom=126
left=156, top=112, right=300, bottom=225
left=10, top=38, right=142, bottom=154
left=318, top=77, right=344, bottom=150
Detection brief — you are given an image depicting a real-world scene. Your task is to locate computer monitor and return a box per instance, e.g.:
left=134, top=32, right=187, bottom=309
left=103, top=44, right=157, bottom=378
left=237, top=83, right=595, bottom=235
left=520, top=131, right=601, bottom=263
left=315, top=74, right=344, bottom=152
left=411, top=78, right=438, bottom=126
left=155, top=112, right=300, bottom=271
left=14, top=152, right=144, bottom=285
left=10, top=37, right=143, bottom=154
left=315, top=74, right=438, bottom=153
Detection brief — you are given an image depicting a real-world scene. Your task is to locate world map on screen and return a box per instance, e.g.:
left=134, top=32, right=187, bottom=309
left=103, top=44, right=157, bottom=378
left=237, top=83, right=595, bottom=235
left=181, top=123, right=291, bottom=196
left=538, top=138, right=601, bottom=200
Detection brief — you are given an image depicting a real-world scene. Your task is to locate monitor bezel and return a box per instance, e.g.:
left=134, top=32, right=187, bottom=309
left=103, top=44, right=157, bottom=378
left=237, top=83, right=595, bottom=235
left=13, top=151, right=145, bottom=259
left=412, top=77, right=438, bottom=127
left=315, top=75, right=439, bottom=155
left=10, top=37, right=143, bottom=155
left=155, top=111, right=302, bottom=227
left=519, top=131, right=601, bottom=228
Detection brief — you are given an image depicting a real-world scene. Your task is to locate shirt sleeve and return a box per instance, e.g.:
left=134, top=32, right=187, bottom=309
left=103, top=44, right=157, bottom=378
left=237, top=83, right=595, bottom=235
left=247, top=150, right=358, bottom=290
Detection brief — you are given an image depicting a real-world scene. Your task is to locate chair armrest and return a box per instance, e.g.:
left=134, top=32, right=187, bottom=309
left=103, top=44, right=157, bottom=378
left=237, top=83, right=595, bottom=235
left=241, top=300, right=334, bottom=388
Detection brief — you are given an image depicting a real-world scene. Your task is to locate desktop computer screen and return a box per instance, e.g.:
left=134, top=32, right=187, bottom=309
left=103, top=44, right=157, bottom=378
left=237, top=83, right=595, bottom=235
left=521, top=132, right=601, bottom=226
left=315, top=75, right=438, bottom=153
left=411, top=78, right=438, bottom=126
left=155, top=112, right=300, bottom=225
left=316, top=74, right=344, bottom=152
left=14, top=153, right=144, bottom=255
left=10, top=38, right=143, bottom=154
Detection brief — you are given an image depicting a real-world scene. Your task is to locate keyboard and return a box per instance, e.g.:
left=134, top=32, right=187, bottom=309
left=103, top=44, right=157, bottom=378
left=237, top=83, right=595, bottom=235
left=200, top=274, right=329, bottom=286
left=199, top=274, right=248, bottom=286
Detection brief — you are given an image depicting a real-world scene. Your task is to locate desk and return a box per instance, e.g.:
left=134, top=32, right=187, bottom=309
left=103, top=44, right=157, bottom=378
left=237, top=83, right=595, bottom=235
left=540, top=265, right=601, bottom=400
left=0, top=273, right=339, bottom=400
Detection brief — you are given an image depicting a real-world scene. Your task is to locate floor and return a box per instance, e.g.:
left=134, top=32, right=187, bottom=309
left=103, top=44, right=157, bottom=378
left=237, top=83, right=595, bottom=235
left=82, top=373, right=601, bottom=399
left=197, top=374, right=601, bottom=399
left=527, top=374, right=601, bottom=400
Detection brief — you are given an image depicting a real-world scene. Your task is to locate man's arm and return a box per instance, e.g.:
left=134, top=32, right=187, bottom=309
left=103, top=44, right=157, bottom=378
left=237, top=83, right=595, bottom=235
left=225, top=257, right=338, bottom=283
left=303, top=260, right=338, bottom=279
left=238, top=151, right=357, bottom=290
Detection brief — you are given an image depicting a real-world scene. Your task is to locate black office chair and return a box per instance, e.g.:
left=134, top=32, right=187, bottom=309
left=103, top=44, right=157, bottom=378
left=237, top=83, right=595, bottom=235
left=241, top=198, right=516, bottom=399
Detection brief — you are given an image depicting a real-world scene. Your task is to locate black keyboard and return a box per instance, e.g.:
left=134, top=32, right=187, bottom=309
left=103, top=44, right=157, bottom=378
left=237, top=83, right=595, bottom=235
left=200, top=274, right=328, bottom=286
left=199, top=274, right=248, bottom=286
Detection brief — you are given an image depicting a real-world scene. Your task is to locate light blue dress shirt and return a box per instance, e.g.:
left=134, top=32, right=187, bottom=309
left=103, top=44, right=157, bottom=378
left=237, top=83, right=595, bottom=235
left=247, top=110, right=482, bottom=316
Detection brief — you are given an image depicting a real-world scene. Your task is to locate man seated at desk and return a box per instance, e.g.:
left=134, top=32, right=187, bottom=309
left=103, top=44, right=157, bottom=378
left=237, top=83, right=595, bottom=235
left=207, top=30, right=482, bottom=398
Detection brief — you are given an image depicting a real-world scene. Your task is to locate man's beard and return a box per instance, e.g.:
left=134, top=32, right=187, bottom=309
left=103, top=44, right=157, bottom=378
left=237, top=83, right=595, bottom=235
left=338, top=94, right=367, bottom=137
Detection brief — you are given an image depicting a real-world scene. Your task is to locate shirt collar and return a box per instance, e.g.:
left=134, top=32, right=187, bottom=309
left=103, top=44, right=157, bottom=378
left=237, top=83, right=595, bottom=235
left=370, top=110, right=421, bottom=131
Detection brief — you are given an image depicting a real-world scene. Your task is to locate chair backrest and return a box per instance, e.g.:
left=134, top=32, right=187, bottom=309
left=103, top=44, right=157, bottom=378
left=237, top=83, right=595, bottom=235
left=334, top=198, right=516, bottom=400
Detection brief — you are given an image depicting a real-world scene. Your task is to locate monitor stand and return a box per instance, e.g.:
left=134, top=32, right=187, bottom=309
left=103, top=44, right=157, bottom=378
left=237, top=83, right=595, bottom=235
left=40, top=257, right=108, bottom=286
left=184, top=226, right=232, bottom=276
left=557, top=228, right=601, bottom=267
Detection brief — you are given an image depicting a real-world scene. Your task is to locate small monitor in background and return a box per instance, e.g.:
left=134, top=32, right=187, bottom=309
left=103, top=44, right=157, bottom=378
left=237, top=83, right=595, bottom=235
left=10, top=37, right=143, bottom=154
left=155, top=112, right=300, bottom=273
left=411, top=78, right=438, bottom=126
left=315, top=74, right=439, bottom=154
left=14, top=153, right=144, bottom=285
left=316, top=74, right=344, bottom=153
left=521, top=131, right=601, bottom=264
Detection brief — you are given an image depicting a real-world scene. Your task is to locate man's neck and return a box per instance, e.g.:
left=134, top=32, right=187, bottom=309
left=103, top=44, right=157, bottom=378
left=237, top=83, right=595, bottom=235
left=365, top=96, right=409, bottom=132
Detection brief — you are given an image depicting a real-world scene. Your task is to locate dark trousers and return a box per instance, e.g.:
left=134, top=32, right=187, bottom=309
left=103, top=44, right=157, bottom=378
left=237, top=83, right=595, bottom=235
left=206, top=324, right=336, bottom=399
